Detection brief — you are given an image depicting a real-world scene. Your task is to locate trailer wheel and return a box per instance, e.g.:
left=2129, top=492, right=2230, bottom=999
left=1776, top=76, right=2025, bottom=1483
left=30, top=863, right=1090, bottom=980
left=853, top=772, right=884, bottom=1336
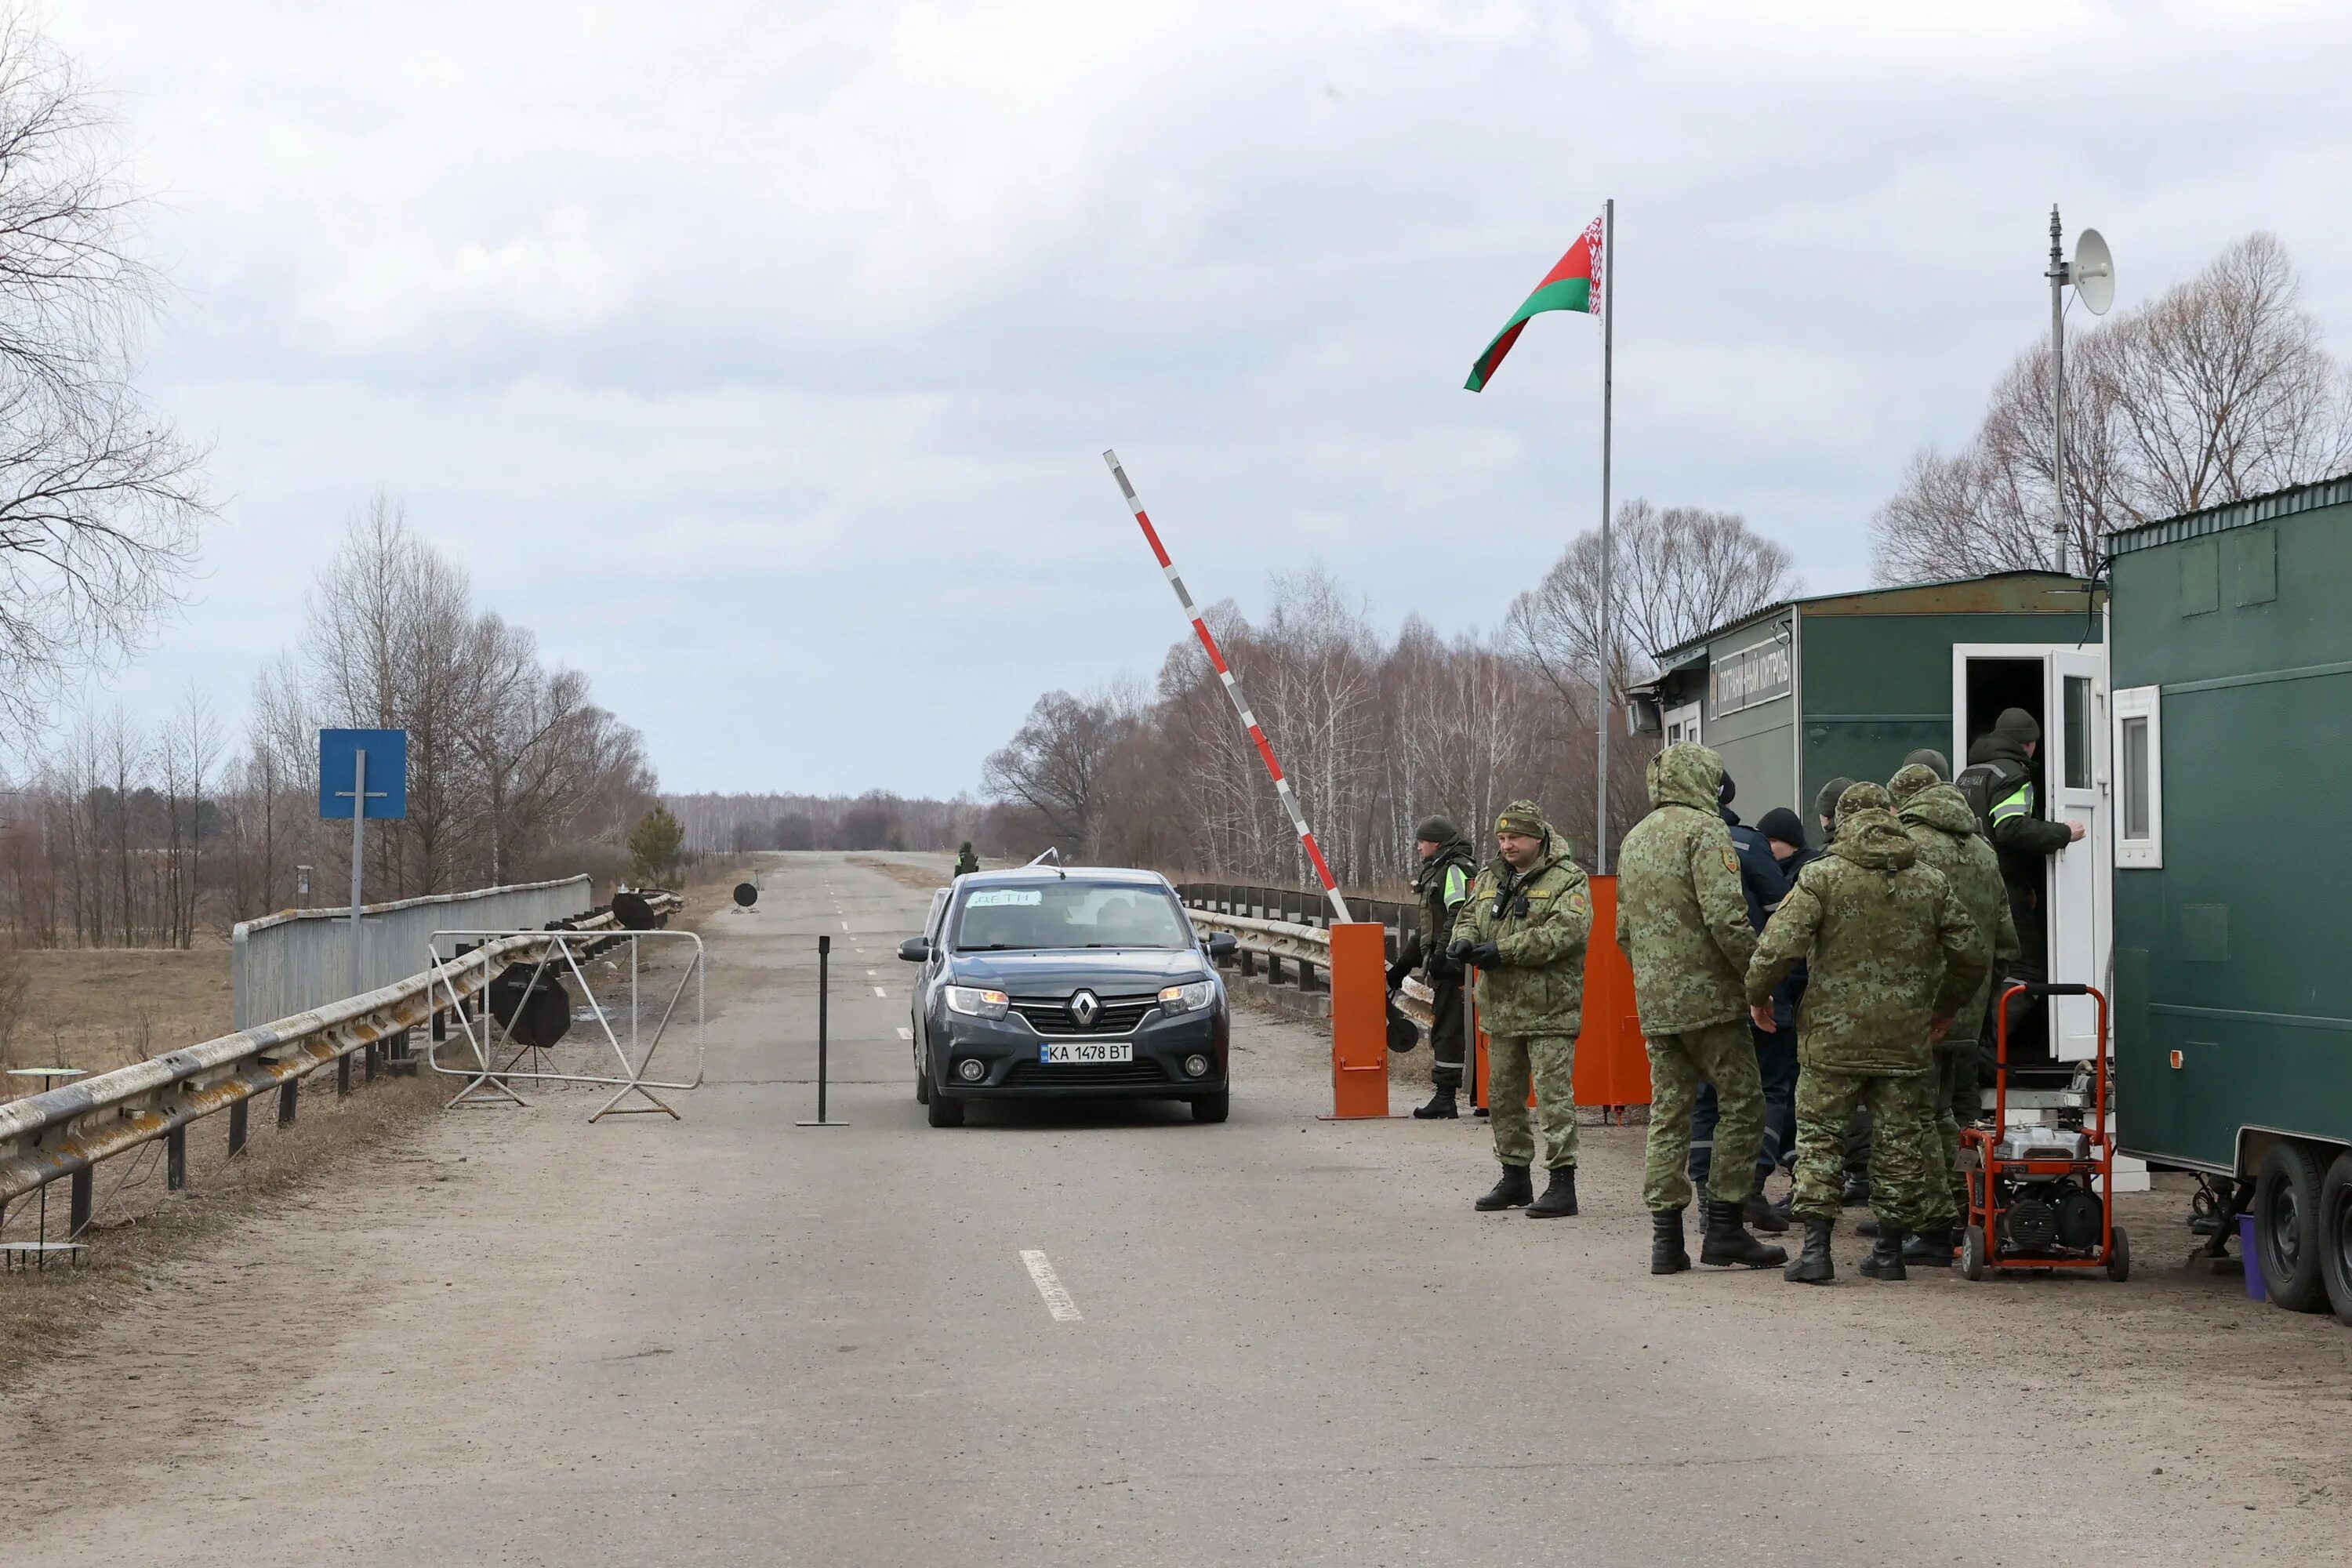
left=2254, top=1142, right=2332, bottom=1313
left=1960, top=1225, right=1988, bottom=1282
left=2106, top=1225, right=2130, bottom=1283
left=2319, top=1152, right=2352, bottom=1327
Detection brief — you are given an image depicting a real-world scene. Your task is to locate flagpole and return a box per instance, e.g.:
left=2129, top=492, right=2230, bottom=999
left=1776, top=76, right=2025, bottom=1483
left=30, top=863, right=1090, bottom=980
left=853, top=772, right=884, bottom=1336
left=1595, top=196, right=1614, bottom=875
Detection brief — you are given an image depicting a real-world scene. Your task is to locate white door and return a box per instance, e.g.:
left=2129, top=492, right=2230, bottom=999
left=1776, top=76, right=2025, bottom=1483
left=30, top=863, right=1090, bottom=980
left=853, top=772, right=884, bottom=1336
left=1663, top=701, right=1702, bottom=747
left=2043, top=648, right=2111, bottom=1062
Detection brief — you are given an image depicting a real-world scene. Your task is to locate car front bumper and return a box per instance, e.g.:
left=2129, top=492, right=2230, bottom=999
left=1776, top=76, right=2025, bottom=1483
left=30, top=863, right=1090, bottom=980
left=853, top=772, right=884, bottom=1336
left=929, top=1007, right=1229, bottom=1099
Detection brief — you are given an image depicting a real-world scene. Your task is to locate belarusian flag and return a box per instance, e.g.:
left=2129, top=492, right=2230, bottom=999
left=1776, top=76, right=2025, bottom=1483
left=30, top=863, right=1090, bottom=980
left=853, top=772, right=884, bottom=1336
left=1464, top=212, right=1605, bottom=392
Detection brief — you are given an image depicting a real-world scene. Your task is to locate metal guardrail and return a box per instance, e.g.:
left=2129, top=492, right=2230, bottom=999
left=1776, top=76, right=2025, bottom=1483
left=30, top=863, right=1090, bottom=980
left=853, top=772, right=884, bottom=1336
left=232, top=875, right=593, bottom=1030
left=1178, top=884, right=1436, bottom=1026
left=0, top=893, right=682, bottom=1234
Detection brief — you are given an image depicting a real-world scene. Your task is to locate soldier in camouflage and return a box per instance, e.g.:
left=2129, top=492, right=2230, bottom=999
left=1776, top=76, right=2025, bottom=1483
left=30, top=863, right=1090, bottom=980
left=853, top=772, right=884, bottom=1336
left=1388, top=817, right=1476, bottom=1119
left=1616, top=744, right=1788, bottom=1273
left=1890, top=761, right=2020, bottom=1264
left=1449, top=800, right=1591, bottom=1218
left=1747, top=782, right=1985, bottom=1284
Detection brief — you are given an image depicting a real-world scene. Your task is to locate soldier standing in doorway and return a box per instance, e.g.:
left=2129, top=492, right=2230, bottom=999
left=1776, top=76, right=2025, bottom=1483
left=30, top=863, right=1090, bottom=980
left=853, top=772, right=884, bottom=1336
left=1449, top=800, right=1592, bottom=1219
left=1388, top=817, right=1475, bottom=1120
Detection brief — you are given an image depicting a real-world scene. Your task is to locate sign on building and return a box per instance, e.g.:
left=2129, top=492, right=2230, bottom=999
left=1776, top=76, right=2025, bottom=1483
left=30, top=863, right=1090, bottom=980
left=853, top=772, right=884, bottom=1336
left=1710, top=633, right=1792, bottom=717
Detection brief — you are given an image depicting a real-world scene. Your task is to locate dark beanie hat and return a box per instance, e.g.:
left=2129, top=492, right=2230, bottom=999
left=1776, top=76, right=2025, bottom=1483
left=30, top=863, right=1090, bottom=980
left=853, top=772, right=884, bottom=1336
left=1994, top=708, right=2040, bottom=744
left=1813, top=775, right=1854, bottom=822
left=1414, top=815, right=1461, bottom=845
left=1900, top=748, right=1950, bottom=780
left=1717, top=770, right=1737, bottom=807
left=1758, top=807, right=1806, bottom=851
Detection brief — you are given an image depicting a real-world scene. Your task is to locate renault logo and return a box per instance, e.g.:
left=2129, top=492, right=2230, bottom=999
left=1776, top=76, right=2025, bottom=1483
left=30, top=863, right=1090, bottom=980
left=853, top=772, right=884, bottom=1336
left=1069, top=989, right=1101, bottom=1029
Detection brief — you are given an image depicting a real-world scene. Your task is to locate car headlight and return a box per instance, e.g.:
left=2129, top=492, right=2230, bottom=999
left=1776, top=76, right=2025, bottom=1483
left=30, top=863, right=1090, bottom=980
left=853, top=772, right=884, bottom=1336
left=1157, top=980, right=1215, bottom=1015
left=944, top=985, right=1010, bottom=1019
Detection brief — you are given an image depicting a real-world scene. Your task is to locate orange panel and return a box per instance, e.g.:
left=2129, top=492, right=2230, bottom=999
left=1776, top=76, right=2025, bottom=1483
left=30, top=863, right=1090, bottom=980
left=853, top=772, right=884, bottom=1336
left=1574, top=877, right=1651, bottom=1107
left=1327, top=922, right=1390, bottom=1119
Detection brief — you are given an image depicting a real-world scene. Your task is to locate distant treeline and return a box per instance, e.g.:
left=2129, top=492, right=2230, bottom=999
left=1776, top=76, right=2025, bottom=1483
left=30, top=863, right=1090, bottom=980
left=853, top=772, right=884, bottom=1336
left=667, top=792, right=996, bottom=856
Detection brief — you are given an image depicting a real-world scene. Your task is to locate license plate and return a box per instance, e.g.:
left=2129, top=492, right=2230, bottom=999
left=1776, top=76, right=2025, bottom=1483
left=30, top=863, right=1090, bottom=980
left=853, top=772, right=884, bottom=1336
left=1040, top=1040, right=1133, bottom=1065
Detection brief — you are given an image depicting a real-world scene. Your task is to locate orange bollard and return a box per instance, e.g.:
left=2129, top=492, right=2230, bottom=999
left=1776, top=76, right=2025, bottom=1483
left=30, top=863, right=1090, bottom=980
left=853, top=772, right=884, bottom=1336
left=1573, top=877, right=1651, bottom=1109
left=1327, top=922, right=1390, bottom=1119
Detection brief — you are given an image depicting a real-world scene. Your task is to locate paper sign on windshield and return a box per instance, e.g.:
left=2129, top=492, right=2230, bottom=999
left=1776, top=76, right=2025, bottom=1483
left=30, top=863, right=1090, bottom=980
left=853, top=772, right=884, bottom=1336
left=966, top=889, right=1044, bottom=907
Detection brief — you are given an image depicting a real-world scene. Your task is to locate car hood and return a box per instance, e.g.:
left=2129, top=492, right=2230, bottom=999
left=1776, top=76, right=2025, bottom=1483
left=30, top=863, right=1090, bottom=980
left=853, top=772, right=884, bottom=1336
left=946, top=949, right=1211, bottom=996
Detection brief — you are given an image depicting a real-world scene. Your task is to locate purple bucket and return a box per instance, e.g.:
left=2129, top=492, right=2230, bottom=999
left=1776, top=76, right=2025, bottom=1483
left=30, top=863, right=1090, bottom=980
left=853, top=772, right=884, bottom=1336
left=2239, top=1212, right=2266, bottom=1301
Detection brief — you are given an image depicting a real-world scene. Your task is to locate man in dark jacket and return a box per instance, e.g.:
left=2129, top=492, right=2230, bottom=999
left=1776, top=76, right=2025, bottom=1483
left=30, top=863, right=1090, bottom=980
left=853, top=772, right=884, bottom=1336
left=954, top=843, right=981, bottom=877
left=1964, top=708, right=2084, bottom=1075
left=1388, top=817, right=1475, bottom=1119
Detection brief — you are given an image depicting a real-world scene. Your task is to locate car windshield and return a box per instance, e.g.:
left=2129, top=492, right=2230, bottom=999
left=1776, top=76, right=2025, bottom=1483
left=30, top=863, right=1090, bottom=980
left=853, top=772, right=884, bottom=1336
left=952, top=882, right=1192, bottom=952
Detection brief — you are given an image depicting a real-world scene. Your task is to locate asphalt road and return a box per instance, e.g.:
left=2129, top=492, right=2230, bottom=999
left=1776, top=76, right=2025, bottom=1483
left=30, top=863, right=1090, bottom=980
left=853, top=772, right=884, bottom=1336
left=5, top=851, right=2349, bottom=1566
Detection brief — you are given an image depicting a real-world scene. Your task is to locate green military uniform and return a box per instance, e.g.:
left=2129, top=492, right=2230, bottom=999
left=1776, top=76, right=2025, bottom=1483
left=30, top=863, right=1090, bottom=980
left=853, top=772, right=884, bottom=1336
left=1452, top=801, right=1591, bottom=1174
left=1615, top=745, right=1766, bottom=1213
left=1396, top=822, right=1475, bottom=1098
left=1748, top=783, right=1984, bottom=1276
left=1891, top=764, right=2021, bottom=1225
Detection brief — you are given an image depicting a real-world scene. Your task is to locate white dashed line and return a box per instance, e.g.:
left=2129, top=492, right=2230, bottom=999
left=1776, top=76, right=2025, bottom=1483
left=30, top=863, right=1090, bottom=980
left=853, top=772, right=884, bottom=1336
left=866, top=969, right=878, bottom=977
left=1020, top=1250, right=1083, bottom=1323
left=840, top=920, right=849, bottom=931
left=896, top=1026, right=912, bottom=1040
left=872, top=986, right=887, bottom=998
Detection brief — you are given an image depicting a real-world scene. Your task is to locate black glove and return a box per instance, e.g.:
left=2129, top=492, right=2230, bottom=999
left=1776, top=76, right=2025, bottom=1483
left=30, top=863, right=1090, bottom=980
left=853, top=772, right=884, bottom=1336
left=1464, top=941, right=1503, bottom=970
left=1385, top=959, right=1410, bottom=990
left=1445, top=938, right=1472, bottom=967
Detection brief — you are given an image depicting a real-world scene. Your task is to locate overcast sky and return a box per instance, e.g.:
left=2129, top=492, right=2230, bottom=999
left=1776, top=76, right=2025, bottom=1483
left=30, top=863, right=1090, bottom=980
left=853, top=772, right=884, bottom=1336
left=52, top=0, right=2352, bottom=797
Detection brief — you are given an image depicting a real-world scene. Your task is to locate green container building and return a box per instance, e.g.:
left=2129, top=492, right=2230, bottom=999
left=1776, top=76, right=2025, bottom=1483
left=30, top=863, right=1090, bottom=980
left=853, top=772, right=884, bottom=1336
left=2105, top=474, right=2352, bottom=1317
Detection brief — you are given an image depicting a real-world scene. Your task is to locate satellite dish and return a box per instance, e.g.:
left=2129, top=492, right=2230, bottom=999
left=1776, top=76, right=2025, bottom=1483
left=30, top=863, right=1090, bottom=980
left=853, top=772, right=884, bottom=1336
left=2073, top=228, right=2114, bottom=316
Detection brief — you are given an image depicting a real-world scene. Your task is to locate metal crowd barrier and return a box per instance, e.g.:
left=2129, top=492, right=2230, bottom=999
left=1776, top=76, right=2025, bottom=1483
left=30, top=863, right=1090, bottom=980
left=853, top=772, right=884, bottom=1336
left=0, top=893, right=682, bottom=1242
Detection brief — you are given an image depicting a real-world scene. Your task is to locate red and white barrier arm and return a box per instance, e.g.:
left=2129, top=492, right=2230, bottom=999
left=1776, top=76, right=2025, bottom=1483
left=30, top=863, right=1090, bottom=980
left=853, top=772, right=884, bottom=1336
left=1103, top=449, right=1354, bottom=925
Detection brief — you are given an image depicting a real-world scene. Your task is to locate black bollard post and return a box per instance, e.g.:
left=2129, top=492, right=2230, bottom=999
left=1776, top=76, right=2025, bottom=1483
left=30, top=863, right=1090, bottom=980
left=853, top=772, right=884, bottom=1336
left=798, top=931, right=844, bottom=1127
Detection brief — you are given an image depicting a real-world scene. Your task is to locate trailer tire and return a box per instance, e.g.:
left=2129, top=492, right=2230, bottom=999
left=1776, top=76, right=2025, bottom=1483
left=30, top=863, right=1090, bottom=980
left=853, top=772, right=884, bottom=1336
left=2319, top=1151, right=2352, bottom=1327
left=2254, top=1142, right=2332, bottom=1313
left=1960, top=1225, right=1988, bottom=1282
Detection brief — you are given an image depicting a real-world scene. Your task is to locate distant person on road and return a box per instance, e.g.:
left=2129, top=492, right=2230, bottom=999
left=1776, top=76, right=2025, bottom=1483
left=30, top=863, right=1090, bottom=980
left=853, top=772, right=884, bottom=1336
left=1447, top=800, right=1591, bottom=1219
left=1617, top=744, right=1788, bottom=1275
left=1386, top=815, right=1475, bottom=1120
left=1748, top=782, right=1986, bottom=1285
left=1890, top=760, right=2019, bottom=1265
left=954, top=842, right=981, bottom=878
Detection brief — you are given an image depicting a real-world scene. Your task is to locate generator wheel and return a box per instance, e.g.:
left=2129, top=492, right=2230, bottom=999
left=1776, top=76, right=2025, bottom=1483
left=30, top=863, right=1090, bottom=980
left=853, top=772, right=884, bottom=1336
left=1960, top=1225, right=1988, bottom=1282
left=2318, top=1151, right=2352, bottom=1327
left=2255, top=1142, right=2332, bottom=1312
left=2106, top=1225, right=2131, bottom=1283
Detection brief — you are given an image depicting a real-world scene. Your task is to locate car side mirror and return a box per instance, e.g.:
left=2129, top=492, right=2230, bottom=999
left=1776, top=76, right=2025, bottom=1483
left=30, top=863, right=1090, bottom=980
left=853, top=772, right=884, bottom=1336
left=1205, top=932, right=1239, bottom=960
left=898, top=936, right=930, bottom=963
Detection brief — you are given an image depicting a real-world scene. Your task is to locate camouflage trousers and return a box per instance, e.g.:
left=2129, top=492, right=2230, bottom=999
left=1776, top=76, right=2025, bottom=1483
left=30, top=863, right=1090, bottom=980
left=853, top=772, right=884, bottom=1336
left=1642, top=1019, right=1765, bottom=1212
left=1488, top=1033, right=1578, bottom=1170
left=1929, top=1044, right=1979, bottom=1225
left=1792, top=1066, right=1939, bottom=1232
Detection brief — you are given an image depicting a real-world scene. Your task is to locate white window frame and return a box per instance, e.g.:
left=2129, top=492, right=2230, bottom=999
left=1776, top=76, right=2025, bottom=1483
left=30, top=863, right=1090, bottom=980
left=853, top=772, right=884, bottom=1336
left=1662, top=699, right=1703, bottom=748
left=2111, top=684, right=2163, bottom=869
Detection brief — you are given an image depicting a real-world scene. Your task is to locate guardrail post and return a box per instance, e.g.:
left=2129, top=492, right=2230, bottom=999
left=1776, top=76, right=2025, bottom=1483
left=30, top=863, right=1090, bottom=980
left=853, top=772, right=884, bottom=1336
left=339, top=1051, right=354, bottom=1096
left=70, top=1167, right=93, bottom=1237
left=228, top=1098, right=248, bottom=1156
left=278, top=1079, right=299, bottom=1127
left=167, top=1127, right=187, bottom=1190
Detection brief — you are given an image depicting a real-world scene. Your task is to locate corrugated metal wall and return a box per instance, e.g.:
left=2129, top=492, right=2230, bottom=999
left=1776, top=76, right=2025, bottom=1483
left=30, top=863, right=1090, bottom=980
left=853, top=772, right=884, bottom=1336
left=230, top=877, right=594, bottom=1029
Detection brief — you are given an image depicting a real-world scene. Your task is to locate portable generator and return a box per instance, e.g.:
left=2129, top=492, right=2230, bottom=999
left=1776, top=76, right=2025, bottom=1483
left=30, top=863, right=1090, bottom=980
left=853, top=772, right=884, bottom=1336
left=1958, top=982, right=2130, bottom=1283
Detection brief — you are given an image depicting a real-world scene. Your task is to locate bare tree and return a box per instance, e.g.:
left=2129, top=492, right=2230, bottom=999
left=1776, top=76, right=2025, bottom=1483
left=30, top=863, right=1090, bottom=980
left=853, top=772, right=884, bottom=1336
left=982, top=689, right=1137, bottom=859
left=1873, top=233, right=2352, bottom=583
left=0, top=14, right=209, bottom=742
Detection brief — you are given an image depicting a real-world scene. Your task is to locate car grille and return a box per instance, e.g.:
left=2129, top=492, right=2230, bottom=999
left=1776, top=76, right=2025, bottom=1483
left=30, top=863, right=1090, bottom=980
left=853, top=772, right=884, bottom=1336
left=1011, top=995, right=1158, bottom=1036
left=1006, top=1059, right=1171, bottom=1088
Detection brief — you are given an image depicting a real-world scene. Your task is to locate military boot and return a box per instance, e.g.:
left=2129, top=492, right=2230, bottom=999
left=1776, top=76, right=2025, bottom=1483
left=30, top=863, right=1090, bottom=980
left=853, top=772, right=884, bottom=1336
left=1859, top=1229, right=1909, bottom=1280
left=1784, top=1218, right=1835, bottom=1284
left=1526, top=1165, right=1577, bottom=1218
left=1650, top=1210, right=1691, bottom=1274
left=1743, top=1185, right=1789, bottom=1233
left=1412, top=1085, right=1459, bottom=1120
left=1902, top=1225, right=1956, bottom=1267
left=1700, top=1198, right=1789, bottom=1269
left=1474, top=1164, right=1533, bottom=1211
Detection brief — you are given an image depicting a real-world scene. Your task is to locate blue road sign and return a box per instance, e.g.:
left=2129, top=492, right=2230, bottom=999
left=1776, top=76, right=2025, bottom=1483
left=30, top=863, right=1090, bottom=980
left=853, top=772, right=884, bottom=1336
left=318, top=728, right=408, bottom=820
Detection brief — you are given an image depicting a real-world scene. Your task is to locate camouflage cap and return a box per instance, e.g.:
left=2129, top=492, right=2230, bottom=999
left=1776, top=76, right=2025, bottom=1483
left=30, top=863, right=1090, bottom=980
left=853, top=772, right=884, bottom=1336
left=1835, top=779, right=1894, bottom=827
left=1494, top=799, right=1548, bottom=839
left=1900, top=747, right=1951, bottom=779
left=1887, top=764, right=1942, bottom=806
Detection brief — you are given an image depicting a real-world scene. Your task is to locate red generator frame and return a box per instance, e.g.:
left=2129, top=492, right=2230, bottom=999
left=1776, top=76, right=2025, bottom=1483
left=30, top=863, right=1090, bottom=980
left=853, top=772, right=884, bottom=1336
left=1958, top=982, right=2130, bottom=1283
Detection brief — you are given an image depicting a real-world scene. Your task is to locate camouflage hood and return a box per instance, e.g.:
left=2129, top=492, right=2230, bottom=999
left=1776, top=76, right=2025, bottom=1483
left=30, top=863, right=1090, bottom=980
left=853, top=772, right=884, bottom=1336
left=1646, top=742, right=1723, bottom=815
left=1896, top=781, right=1980, bottom=839
left=1829, top=810, right=1918, bottom=870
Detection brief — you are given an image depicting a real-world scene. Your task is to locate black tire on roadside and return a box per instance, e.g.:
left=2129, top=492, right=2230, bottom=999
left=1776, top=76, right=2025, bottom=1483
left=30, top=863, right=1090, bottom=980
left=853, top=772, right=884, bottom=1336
left=1190, top=1091, right=1230, bottom=1124
left=2318, top=1151, right=2352, bottom=1327
left=927, top=1086, right=964, bottom=1128
left=2106, top=1225, right=2130, bottom=1283
left=2254, top=1142, right=2332, bottom=1313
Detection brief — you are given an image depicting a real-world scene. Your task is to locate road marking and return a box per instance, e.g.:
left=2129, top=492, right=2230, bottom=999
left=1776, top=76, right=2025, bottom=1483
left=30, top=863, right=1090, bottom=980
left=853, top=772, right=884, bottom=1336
left=896, top=1026, right=912, bottom=1040
left=866, top=968, right=877, bottom=977
left=872, top=985, right=887, bottom=998
left=840, top=920, right=849, bottom=931
left=1020, top=1250, right=1083, bottom=1323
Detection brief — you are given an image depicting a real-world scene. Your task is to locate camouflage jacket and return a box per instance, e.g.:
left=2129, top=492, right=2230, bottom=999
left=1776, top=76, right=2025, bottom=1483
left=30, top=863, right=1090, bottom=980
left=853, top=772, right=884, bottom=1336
left=1614, top=744, right=1757, bottom=1034
left=1896, top=780, right=2020, bottom=1045
left=1410, top=836, right=1475, bottom=980
left=1454, top=827, right=1592, bottom=1036
left=1745, top=806, right=1986, bottom=1075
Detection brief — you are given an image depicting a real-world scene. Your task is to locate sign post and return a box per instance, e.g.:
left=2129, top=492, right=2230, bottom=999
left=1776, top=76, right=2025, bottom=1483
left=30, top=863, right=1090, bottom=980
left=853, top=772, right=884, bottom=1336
left=318, top=728, right=409, bottom=1002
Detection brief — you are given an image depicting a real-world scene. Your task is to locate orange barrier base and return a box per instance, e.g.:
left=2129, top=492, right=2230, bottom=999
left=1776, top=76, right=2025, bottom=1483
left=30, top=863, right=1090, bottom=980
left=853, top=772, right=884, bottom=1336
left=1327, top=922, right=1390, bottom=1119
left=1469, top=875, right=1650, bottom=1111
